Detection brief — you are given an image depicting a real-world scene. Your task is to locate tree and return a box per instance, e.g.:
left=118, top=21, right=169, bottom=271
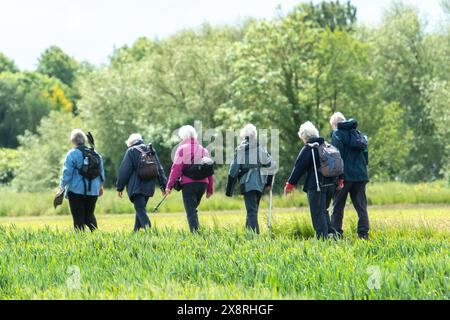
left=0, top=72, right=73, bottom=148
left=37, top=46, right=79, bottom=87
left=370, top=3, right=446, bottom=181
left=78, top=25, right=242, bottom=185
left=12, top=112, right=81, bottom=191
left=0, top=53, right=18, bottom=73
left=0, top=148, right=18, bottom=184
left=295, top=0, right=357, bottom=31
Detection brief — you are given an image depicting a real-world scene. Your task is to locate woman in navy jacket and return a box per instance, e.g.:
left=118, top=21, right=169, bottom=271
left=117, top=134, right=167, bottom=231
left=284, top=121, right=338, bottom=240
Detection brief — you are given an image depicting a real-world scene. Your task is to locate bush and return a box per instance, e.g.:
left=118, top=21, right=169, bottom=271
left=0, top=148, right=18, bottom=184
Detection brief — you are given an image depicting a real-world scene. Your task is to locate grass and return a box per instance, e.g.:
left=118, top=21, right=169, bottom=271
left=0, top=181, right=449, bottom=217
left=0, top=205, right=448, bottom=299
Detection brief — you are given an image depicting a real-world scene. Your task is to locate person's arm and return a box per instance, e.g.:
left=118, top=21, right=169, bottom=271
left=287, top=147, right=311, bottom=186
left=59, top=150, right=76, bottom=190
left=332, top=131, right=345, bottom=182
left=153, top=148, right=167, bottom=191
left=225, top=152, right=239, bottom=197
left=116, top=149, right=133, bottom=192
left=166, top=148, right=184, bottom=191
left=100, top=155, right=106, bottom=183
left=203, top=148, right=214, bottom=195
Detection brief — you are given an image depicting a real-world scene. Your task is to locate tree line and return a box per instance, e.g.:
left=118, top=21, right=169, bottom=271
left=0, top=0, right=449, bottom=192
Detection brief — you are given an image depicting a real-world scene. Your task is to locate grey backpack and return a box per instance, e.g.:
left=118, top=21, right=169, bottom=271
left=317, top=142, right=344, bottom=178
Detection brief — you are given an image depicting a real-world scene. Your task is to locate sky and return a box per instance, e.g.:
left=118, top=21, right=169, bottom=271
left=0, top=0, right=446, bottom=70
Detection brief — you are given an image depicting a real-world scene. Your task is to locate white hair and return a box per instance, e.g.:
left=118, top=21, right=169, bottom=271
left=330, top=112, right=346, bottom=127
left=126, top=133, right=143, bottom=147
left=298, top=121, right=319, bottom=141
left=240, top=124, right=257, bottom=140
left=70, top=129, right=86, bottom=146
left=178, top=125, right=198, bottom=141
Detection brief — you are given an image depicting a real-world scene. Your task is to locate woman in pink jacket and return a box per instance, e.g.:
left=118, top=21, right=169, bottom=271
left=165, top=125, right=214, bottom=232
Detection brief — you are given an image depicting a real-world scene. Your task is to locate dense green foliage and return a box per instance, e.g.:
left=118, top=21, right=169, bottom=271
left=1, top=1, right=449, bottom=191
left=0, top=149, right=18, bottom=184
left=0, top=208, right=448, bottom=299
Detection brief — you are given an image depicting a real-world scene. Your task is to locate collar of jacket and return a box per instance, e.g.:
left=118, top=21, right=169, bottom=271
left=237, top=138, right=259, bottom=152
left=180, top=138, right=198, bottom=146
left=306, top=137, right=325, bottom=145
left=129, top=140, right=145, bottom=148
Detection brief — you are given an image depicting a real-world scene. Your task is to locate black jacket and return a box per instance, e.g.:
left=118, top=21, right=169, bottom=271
left=116, top=140, right=167, bottom=200
left=331, top=119, right=369, bottom=182
left=287, top=137, right=337, bottom=192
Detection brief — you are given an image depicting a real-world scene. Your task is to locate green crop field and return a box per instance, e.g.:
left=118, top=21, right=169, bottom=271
left=0, top=203, right=448, bottom=300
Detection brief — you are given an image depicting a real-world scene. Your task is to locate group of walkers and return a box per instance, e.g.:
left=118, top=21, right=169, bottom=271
left=58, top=112, right=370, bottom=240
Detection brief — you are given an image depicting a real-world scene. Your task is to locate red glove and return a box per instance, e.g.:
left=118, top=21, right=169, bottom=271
left=284, top=182, right=295, bottom=195
left=337, top=179, right=344, bottom=191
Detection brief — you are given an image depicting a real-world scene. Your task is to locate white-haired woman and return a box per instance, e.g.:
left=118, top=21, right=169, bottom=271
left=284, top=121, right=337, bottom=240
left=117, top=133, right=167, bottom=232
left=165, top=125, right=214, bottom=233
left=225, top=124, right=274, bottom=234
left=58, top=129, right=105, bottom=231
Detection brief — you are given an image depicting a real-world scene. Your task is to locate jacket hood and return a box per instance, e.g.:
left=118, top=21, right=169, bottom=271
left=337, top=119, right=358, bottom=130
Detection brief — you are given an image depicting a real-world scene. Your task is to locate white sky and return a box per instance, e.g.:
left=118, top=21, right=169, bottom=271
left=0, top=0, right=446, bottom=70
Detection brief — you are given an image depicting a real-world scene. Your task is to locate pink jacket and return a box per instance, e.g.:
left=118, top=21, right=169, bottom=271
left=166, top=139, right=214, bottom=194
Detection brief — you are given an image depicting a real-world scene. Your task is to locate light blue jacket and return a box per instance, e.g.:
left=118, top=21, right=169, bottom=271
left=59, top=146, right=105, bottom=197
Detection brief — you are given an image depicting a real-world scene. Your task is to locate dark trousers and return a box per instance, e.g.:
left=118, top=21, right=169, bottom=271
left=307, top=186, right=334, bottom=239
left=181, top=183, right=207, bottom=233
left=243, top=191, right=262, bottom=234
left=67, top=192, right=98, bottom=232
left=331, top=181, right=370, bottom=236
left=131, top=194, right=151, bottom=232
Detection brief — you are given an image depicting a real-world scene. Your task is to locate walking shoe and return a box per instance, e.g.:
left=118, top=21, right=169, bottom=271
left=358, top=233, right=369, bottom=240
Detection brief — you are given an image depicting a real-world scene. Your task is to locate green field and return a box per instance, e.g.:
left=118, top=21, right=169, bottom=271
left=0, top=204, right=448, bottom=299
left=1, top=181, right=449, bottom=217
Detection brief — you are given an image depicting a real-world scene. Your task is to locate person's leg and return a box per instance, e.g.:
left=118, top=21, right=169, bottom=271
left=133, top=195, right=151, bottom=232
left=307, top=190, right=329, bottom=240
left=324, top=186, right=335, bottom=235
left=244, top=191, right=260, bottom=234
left=182, top=184, right=201, bottom=233
left=84, top=196, right=98, bottom=232
left=349, top=182, right=370, bottom=238
left=67, top=192, right=85, bottom=231
left=331, top=182, right=351, bottom=236
left=193, top=183, right=206, bottom=231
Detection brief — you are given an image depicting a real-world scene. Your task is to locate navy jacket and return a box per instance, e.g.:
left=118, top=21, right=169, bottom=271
left=331, top=119, right=369, bottom=182
left=116, top=140, right=167, bottom=200
left=287, top=137, right=337, bottom=192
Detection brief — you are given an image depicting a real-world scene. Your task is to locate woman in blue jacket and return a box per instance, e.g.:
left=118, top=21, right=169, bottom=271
left=284, top=121, right=338, bottom=240
left=116, top=134, right=167, bottom=232
left=58, top=129, right=105, bottom=231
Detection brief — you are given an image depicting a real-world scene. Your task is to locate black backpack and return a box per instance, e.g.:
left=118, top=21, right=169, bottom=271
left=135, top=144, right=159, bottom=181
left=77, top=145, right=102, bottom=193
left=182, top=158, right=215, bottom=180
left=349, top=129, right=368, bottom=151
left=182, top=146, right=215, bottom=180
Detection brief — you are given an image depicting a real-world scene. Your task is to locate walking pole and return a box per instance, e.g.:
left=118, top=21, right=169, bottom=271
left=308, top=142, right=321, bottom=192
left=267, top=175, right=275, bottom=235
left=151, top=194, right=169, bottom=213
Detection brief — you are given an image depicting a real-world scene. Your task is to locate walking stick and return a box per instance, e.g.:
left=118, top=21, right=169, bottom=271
left=267, top=175, right=275, bottom=235
left=151, top=194, right=169, bottom=213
